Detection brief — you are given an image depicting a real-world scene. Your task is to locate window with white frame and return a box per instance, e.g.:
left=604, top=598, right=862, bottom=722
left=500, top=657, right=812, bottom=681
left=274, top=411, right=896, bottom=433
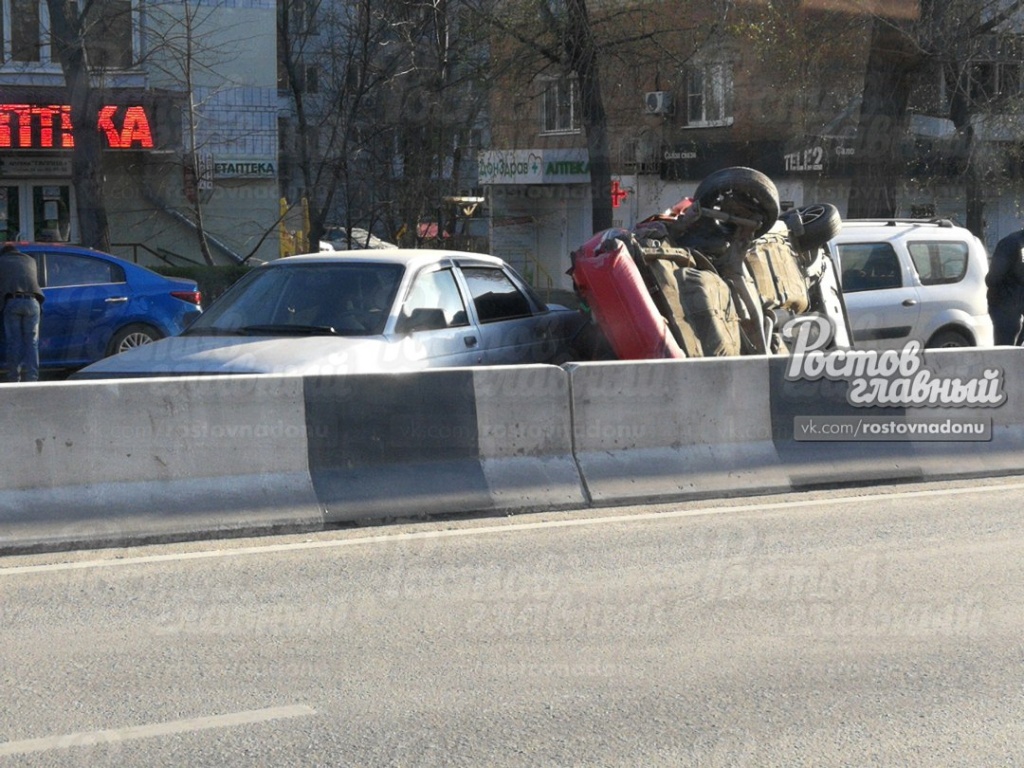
left=541, top=75, right=580, bottom=134
left=2, top=0, right=135, bottom=68
left=684, top=61, right=734, bottom=127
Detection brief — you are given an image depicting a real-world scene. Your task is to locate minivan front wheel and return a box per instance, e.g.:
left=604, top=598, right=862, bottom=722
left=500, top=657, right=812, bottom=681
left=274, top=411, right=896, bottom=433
left=107, top=324, right=163, bottom=356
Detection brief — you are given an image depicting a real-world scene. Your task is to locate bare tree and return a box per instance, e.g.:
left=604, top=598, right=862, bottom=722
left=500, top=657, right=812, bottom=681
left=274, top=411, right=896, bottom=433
left=45, top=0, right=111, bottom=250
left=146, top=0, right=222, bottom=265
left=561, top=0, right=612, bottom=232
left=279, top=0, right=490, bottom=248
left=848, top=0, right=1024, bottom=231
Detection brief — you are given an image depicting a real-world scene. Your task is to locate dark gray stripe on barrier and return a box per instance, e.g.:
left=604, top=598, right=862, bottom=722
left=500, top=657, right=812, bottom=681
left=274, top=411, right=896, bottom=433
left=304, top=371, right=491, bottom=520
left=767, top=356, right=921, bottom=488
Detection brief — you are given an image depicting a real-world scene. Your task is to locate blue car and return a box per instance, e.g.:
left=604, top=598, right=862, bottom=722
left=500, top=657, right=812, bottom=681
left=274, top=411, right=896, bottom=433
left=2, top=243, right=203, bottom=373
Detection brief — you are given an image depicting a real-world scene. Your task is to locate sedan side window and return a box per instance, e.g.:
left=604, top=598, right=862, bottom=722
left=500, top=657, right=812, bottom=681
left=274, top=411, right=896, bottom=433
left=461, top=266, right=532, bottom=322
left=837, top=243, right=902, bottom=292
left=44, top=252, right=124, bottom=287
left=399, top=268, right=469, bottom=331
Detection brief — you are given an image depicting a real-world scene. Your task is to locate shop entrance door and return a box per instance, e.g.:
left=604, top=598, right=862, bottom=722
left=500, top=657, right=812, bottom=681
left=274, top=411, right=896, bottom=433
left=0, top=183, right=74, bottom=242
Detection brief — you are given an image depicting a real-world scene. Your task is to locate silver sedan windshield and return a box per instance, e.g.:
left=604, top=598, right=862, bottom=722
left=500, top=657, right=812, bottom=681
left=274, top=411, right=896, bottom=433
left=186, top=262, right=405, bottom=337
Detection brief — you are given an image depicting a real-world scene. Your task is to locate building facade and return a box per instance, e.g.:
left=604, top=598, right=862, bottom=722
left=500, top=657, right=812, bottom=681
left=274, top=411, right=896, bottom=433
left=481, top=2, right=1024, bottom=293
left=1, top=0, right=280, bottom=265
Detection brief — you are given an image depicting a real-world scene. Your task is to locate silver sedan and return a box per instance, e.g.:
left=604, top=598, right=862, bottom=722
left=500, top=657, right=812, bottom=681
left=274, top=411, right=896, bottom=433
left=73, top=249, right=588, bottom=378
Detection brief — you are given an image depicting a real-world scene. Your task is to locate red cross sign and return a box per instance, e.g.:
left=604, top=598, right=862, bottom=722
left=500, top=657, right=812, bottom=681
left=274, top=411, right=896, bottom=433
left=610, top=179, right=629, bottom=208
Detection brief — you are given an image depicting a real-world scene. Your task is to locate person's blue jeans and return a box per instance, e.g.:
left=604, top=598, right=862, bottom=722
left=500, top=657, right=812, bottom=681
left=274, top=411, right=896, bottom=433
left=4, top=297, right=40, bottom=382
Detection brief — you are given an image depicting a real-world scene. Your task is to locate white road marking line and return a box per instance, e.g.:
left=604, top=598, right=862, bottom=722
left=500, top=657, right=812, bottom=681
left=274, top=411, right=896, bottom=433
left=3, top=481, right=1022, bottom=577
left=0, top=705, right=316, bottom=756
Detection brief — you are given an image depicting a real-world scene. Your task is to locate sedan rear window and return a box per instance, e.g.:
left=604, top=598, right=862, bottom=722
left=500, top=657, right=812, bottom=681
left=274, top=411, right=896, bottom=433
left=44, top=252, right=126, bottom=287
left=461, top=266, right=532, bottom=322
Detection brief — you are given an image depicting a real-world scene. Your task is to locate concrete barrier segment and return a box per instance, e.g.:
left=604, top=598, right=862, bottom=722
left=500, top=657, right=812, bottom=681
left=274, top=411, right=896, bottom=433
left=566, top=357, right=789, bottom=504
left=304, top=369, right=490, bottom=521
left=473, top=365, right=586, bottom=511
left=769, top=346, right=1024, bottom=488
left=0, top=375, right=323, bottom=552
left=0, top=473, right=321, bottom=553
left=898, top=347, right=1024, bottom=479
left=305, top=366, right=584, bottom=522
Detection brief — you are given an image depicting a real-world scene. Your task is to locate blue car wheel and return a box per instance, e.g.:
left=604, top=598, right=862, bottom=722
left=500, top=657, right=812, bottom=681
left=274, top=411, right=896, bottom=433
left=107, top=323, right=163, bottom=356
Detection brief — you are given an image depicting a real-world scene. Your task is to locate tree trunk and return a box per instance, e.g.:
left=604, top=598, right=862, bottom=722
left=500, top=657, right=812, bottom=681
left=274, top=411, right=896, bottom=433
left=847, top=16, right=921, bottom=219
left=563, top=0, right=613, bottom=233
left=964, top=159, right=986, bottom=237
left=46, top=0, right=110, bottom=250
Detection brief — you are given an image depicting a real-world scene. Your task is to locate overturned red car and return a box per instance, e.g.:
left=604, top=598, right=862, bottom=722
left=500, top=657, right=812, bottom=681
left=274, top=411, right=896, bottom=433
left=570, top=167, right=852, bottom=359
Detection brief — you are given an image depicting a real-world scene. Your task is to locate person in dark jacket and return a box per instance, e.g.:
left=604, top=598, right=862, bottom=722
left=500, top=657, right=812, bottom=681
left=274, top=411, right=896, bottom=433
left=986, top=228, right=1024, bottom=346
left=0, top=244, right=45, bottom=381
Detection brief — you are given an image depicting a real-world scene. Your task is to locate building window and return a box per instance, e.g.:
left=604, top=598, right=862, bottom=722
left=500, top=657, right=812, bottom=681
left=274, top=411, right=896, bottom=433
left=684, top=62, right=734, bottom=128
left=77, top=0, right=134, bottom=69
left=541, top=76, right=580, bottom=134
left=2, top=0, right=134, bottom=68
left=970, top=60, right=1022, bottom=105
left=8, top=0, right=44, bottom=63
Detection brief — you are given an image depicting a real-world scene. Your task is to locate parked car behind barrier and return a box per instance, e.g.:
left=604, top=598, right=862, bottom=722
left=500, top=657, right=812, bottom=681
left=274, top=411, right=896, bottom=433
left=1, top=242, right=202, bottom=375
left=73, top=249, right=587, bottom=378
left=828, top=219, right=994, bottom=350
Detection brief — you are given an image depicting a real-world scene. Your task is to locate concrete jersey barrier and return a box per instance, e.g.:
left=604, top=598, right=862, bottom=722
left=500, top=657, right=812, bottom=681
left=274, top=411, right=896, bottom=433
left=2, top=347, right=1023, bottom=553
left=769, top=346, right=1024, bottom=488
left=0, top=375, right=322, bottom=551
left=304, top=365, right=585, bottom=522
left=566, top=357, right=789, bottom=504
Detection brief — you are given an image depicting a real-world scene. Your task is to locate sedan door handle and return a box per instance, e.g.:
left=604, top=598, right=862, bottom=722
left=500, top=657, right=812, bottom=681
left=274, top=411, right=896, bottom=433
left=464, top=335, right=478, bottom=348
left=105, top=296, right=129, bottom=304
left=902, top=299, right=918, bottom=307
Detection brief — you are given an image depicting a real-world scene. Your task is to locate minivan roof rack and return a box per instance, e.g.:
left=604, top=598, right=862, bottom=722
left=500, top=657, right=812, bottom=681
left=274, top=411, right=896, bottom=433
left=866, top=218, right=956, bottom=228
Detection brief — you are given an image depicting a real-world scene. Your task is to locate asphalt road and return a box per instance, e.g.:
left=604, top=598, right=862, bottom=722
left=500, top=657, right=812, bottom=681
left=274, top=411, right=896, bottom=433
left=2, top=477, right=1023, bottom=767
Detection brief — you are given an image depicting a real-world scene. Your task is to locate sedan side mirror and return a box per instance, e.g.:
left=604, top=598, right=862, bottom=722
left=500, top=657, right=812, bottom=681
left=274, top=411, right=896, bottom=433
left=396, top=307, right=448, bottom=334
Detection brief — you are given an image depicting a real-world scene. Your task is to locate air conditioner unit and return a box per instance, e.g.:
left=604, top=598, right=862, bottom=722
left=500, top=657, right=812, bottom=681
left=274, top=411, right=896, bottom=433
left=644, top=91, right=673, bottom=116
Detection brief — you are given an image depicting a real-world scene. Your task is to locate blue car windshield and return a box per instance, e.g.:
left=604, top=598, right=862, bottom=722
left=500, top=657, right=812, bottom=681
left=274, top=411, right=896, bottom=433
left=186, top=262, right=405, bottom=337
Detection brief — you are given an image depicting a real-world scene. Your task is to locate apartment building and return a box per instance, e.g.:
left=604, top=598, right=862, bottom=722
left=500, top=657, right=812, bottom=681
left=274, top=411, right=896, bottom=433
left=1, top=0, right=280, bottom=264
left=481, top=2, right=1024, bottom=292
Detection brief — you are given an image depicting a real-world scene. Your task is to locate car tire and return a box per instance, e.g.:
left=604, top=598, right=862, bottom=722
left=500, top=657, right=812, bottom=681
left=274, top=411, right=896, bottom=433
left=781, top=203, right=842, bottom=251
left=693, top=167, right=780, bottom=238
left=107, top=324, right=163, bottom=356
left=925, top=329, right=972, bottom=349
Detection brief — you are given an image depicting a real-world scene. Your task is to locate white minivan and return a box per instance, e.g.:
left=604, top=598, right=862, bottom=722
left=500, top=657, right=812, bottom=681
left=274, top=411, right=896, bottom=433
left=828, top=219, right=994, bottom=350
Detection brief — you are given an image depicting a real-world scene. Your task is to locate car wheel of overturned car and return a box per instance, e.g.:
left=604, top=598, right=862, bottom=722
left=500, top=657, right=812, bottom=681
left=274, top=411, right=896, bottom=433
left=925, top=328, right=972, bottom=349
left=107, top=324, right=163, bottom=356
left=781, top=203, right=842, bottom=251
left=693, top=167, right=780, bottom=238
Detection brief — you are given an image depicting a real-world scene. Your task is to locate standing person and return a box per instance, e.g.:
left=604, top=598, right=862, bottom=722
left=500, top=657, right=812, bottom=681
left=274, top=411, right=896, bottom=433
left=0, top=244, right=45, bottom=382
left=986, top=227, right=1024, bottom=346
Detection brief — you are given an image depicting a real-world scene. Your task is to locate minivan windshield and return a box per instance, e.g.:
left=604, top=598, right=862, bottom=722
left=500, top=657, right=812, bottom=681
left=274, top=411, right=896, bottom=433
left=184, top=262, right=405, bottom=337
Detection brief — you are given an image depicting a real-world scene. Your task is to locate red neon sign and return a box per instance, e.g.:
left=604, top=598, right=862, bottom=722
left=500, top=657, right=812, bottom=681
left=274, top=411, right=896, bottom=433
left=0, top=103, right=155, bottom=149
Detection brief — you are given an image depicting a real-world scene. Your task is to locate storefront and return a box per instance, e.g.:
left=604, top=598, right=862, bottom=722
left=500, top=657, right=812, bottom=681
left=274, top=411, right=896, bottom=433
left=479, top=148, right=595, bottom=292
left=0, top=89, right=177, bottom=244
left=0, top=87, right=281, bottom=264
left=0, top=160, right=74, bottom=242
